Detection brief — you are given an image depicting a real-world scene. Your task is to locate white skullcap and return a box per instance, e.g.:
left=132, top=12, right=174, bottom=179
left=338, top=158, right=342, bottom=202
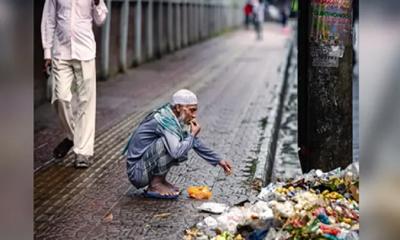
left=171, top=89, right=198, bottom=105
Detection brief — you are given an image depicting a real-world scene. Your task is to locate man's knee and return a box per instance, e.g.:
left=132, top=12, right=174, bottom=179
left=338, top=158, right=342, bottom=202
left=127, top=161, right=150, bottom=189
left=129, top=169, right=149, bottom=188
left=53, top=99, right=72, bottom=110
left=130, top=177, right=149, bottom=189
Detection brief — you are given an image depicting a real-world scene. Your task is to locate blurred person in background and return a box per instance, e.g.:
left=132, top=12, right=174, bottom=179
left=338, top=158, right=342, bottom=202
left=252, top=0, right=265, bottom=40
left=277, top=0, right=291, bottom=33
left=243, top=0, right=253, bottom=30
left=290, top=0, right=298, bottom=18
left=41, top=0, right=108, bottom=168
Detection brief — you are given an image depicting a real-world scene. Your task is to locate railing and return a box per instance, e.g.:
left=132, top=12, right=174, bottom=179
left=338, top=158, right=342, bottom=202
left=97, top=0, right=244, bottom=79
left=34, top=0, right=244, bottom=106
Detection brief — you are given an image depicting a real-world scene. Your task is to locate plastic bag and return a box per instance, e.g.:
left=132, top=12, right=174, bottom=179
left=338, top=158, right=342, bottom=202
left=46, top=66, right=53, bottom=101
left=197, top=202, right=228, bottom=214
left=257, top=182, right=284, bottom=201
left=188, top=186, right=212, bottom=200
left=267, top=5, right=281, bottom=21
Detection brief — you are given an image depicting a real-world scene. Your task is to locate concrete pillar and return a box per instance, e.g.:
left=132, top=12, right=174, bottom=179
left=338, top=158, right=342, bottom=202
left=192, top=2, right=196, bottom=42
left=188, top=3, right=193, bottom=43
left=221, top=5, right=224, bottom=30
left=215, top=5, right=219, bottom=33
left=217, top=5, right=220, bottom=32
left=225, top=5, right=229, bottom=27
left=198, top=3, right=202, bottom=40
left=227, top=5, right=231, bottom=28
left=205, top=3, right=209, bottom=38
left=135, top=0, right=142, bottom=64
left=205, top=4, right=211, bottom=37
left=220, top=5, right=223, bottom=31
left=237, top=5, right=239, bottom=25
left=147, top=0, right=154, bottom=59
left=208, top=4, right=212, bottom=35
left=175, top=3, right=181, bottom=49
left=192, top=3, right=196, bottom=42
left=209, top=4, right=213, bottom=35
left=223, top=5, right=226, bottom=29
left=214, top=4, right=218, bottom=33
left=200, top=2, right=205, bottom=39
left=231, top=4, right=234, bottom=27
left=230, top=4, right=233, bottom=27
left=158, top=0, right=165, bottom=55
left=219, top=5, right=222, bottom=31
left=214, top=5, right=217, bottom=33
left=195, top=3, right=198, bottom=39
left=196, top=3, right=201, bottom=40
left=182, top=2, right=188, bottom=46
left=298, top=0, right=353, bottom=172
left=233, top=4, right=237, bottom=27
left=222, top=5, right=225, bottom=29
left=167, top=1, right=174, bottom=51
left=101, top=0, right=112, bottom=79
left=203, top=3, right=207, bottom=37
left=120, top=0, right=129, bottom=71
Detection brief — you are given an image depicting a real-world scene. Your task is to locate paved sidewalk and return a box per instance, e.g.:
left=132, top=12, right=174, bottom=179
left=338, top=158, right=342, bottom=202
left=271, top=46, right=302, bottom=181
left=34, top=23, right=292, bottom=239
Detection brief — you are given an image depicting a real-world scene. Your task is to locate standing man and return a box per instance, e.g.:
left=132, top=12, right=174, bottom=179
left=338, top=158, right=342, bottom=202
left=41, top=0, right=108, bottom=168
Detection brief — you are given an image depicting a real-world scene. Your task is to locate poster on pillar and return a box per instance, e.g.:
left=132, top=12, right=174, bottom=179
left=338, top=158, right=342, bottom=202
left=309, top=0, right=353, bottom=68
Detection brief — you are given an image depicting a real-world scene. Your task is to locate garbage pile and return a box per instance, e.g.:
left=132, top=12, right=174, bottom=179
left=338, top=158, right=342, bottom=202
left=184, top=162, right=359, bottom=240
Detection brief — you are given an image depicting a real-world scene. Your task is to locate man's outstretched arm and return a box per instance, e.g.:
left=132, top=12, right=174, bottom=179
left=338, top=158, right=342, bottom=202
left=193, top=137, right=232, bottom=174
left=193, top=137, right=221, bottom=166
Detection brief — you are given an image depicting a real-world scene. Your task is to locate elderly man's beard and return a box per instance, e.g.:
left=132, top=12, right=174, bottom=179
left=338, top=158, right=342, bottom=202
left=178, top=111, right=189, bottom=125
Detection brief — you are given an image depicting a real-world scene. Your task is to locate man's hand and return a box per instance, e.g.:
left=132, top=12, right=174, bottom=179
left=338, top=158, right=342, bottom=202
left=44, top=59, right=52, bottom=73
left=219, top=160, right=233, bottom=175
left=94, top=0, right=100, bottom=5
left=190, top=119, right=201, bottom=136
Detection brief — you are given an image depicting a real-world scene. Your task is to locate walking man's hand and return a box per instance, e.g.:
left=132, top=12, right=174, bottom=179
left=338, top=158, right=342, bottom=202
left=219, top=160, right=233, bottom=175
left=44, top=59, right=52, bottom=73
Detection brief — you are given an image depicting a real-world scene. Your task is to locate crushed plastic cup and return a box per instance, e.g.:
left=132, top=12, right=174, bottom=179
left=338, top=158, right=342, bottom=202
left=268, top=200, right=295, bottom=218
left=187, top=186, right=212, bottom=200
left=251, top=201, right=274, bottom=220
left=203, top=216, right=218, bottom=228
left=257, top=182, right=280, bottom=201
left=197, top=202, right=228, bottom=214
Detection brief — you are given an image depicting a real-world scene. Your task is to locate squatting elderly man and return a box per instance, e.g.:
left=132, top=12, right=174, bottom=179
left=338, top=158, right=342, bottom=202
left=124, top=89, right=233, bottom=199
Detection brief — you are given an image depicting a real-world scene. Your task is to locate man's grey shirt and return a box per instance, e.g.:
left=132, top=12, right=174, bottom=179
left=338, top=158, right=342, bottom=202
left=125, top=112, right=222, bottom=166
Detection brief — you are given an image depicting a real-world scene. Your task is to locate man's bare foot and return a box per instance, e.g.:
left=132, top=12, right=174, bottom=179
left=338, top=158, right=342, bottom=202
left=163, top=180, right=180, bottom=192
left=148, top=182, right=178, bottom=196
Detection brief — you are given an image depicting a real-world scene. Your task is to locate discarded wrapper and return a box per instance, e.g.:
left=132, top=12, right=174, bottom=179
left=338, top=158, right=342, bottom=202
left=188, top=186, right=212, bottom=200
left=197, top=202, right=228, bottom=214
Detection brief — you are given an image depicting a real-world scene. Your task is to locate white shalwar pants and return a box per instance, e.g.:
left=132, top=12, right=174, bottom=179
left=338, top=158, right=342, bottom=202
left=51, top=58, right=96, bottom=156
